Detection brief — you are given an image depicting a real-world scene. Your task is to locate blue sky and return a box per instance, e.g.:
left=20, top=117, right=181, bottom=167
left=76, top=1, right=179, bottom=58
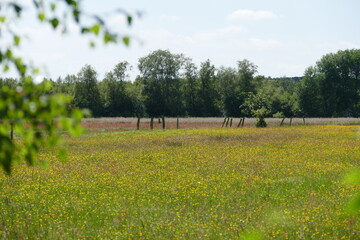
left=16, top=0, right=360, bottom=80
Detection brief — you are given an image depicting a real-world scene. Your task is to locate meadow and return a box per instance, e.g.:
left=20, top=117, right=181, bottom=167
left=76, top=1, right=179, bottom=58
left=0, top=125, right=359, bottom=239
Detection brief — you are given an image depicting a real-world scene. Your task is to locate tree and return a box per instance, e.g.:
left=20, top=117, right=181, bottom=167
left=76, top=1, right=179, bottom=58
left=218, top=60, right=258, bottom=118
left=317, top=49, right=360, bottom=117
left=298, top=49, right=360, bottom=117
left=297, top=67, right=325, bottom=117
left=51, top=75, right=77, bottom=96
left=73, top=65, right=102, bottom=117
left=218, top=66, right=249, bottom=117
left=241, top=92, right=270, bottom=128
left=183, top=59, right=202, bottom=116
left=199, top=59, right=221, bottom=116
left=237, top=59, right=257, bottom=93
left=138, top=49, right=185, bottom=119
left=100, top=62, right=134, bottom=117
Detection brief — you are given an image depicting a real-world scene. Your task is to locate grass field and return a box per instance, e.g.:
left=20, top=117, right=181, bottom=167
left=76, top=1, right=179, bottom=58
left=1, top=126, right=360, bottom=239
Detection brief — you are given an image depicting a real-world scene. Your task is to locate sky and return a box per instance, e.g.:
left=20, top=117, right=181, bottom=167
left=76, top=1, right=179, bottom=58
left=11, top=0, right=360, bottom=81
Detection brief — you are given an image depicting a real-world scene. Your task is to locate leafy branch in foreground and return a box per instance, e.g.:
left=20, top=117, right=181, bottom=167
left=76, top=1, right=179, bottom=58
left=0, top=78, right=84, bottom=174
left=0, top=1, right=138, bottom=173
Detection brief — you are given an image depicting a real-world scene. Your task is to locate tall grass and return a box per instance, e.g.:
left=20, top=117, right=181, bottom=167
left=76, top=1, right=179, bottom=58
left=0, top=126, right=359, bottom=239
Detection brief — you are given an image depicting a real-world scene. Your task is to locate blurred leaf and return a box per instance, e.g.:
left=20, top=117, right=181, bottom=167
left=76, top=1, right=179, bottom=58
left=71, top=109, right=83, bottom=121
left=81, top=27, right=90, bottom=34
left=89, top=41, right=96, bottom=48
left=346, top=195, right=360, bottom=214
left=13, top=36, right=21, bottom=46
left=72, top=9, right=80, bottom=23
left=6, top=49, right=13, bottom=58
left=3, top=65, right=9, bottom=72
left=104, top=32, right=117, bottom=44
left=65, top=0, right=77, bottom=7
left=122, top=36, right=130, bottom=46
left=240, top=231, right=263, bottom=240
left=50, top=3, right=56, bottom=11
left=127, top=16, right=132, bottom=26
left=344, top=169, right=360, bottom=184
left=90, top=24, right=101, bottom=36
left=9, top=3, right=22, bottom=17
left=0, top=16, right=6, bottom=23
left=38, top=12, right=45, bottom=21
left=32, top=68, right=40, bottom=74
left=57, top=148, right=67, bottom=162
left=50, top=18, right=59, bottom=29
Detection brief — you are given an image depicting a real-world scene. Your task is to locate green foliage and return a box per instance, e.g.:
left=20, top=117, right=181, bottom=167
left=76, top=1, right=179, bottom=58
left=100, top=62, right=135, bottom=117
left=0, top=78, right=83, bottom=174
left=344, top=169, right=360, bottom=214
left=217, top=66, right=243, bottom=117
left=242, top=93, right=270, bottom=127
left=199, top=59, right=221, bottom=116
left=73, top=65, right=102, bottom=117
left=237, top=59, right=257, bottom=93
left=298, top=49, right=360, bottom=117
left=183, top=59, right=202, bottom=116
left=138, top=49, right=185, bottom=117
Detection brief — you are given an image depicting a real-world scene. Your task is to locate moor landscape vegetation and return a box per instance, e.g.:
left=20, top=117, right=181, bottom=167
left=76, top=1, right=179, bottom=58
left=0, top=1, right=360, bottom=239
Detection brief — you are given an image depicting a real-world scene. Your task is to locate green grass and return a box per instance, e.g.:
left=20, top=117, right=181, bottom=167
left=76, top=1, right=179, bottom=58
left=1, top=126, right=359, bottom=239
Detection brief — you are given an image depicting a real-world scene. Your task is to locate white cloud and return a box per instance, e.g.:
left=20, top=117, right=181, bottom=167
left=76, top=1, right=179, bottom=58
left=228, top=9, right=279, bottom=21
left=249, top=38, right=283, bottom=49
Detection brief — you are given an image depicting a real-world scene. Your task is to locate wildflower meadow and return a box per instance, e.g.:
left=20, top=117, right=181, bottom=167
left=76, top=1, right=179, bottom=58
left=0, top=125, right=359, bottom=239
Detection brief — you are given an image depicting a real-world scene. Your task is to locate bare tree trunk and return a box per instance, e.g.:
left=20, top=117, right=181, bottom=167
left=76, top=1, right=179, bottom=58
left=280, top=118, right=286, bottom=126
left=290, top=117, right=293, bottom=126
left=176, top=117, right=179, bottom=129
left=150, top=117, right=154, bottom=129
left=229, top=118, right=233, bottom=127
left=137, top=117, right=141, bottom=130
left=303, top=117, right=306, bottom=125
left=162, top=116, right=165, bottom=129
left=222, top=117, right=227, bottom=128
left=158, top=118, right=161, bottom=124
left=241, top=117, right=245, bottom=127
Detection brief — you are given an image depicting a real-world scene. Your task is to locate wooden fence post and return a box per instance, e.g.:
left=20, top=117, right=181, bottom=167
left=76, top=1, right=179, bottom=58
left=237, top=118, right=242, bottom=128
left=162, top=116, right=165, bottom=129
left=225, top=117, right=230, bottom=127
left=221, top=117, right=227, bottom=128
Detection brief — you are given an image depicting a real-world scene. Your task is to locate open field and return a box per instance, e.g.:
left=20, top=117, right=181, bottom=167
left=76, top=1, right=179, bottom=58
left=81, top=117, right=360, bottom=131
left=1, top=126, right=360, bottom=239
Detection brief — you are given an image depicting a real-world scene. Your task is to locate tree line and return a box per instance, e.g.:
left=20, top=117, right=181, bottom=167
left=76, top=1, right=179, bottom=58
left=1, top=49, right=359, bottom=121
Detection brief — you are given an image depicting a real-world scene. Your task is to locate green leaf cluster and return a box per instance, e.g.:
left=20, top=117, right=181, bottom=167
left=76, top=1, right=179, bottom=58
left=0, top=78, right=84, bottom=174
